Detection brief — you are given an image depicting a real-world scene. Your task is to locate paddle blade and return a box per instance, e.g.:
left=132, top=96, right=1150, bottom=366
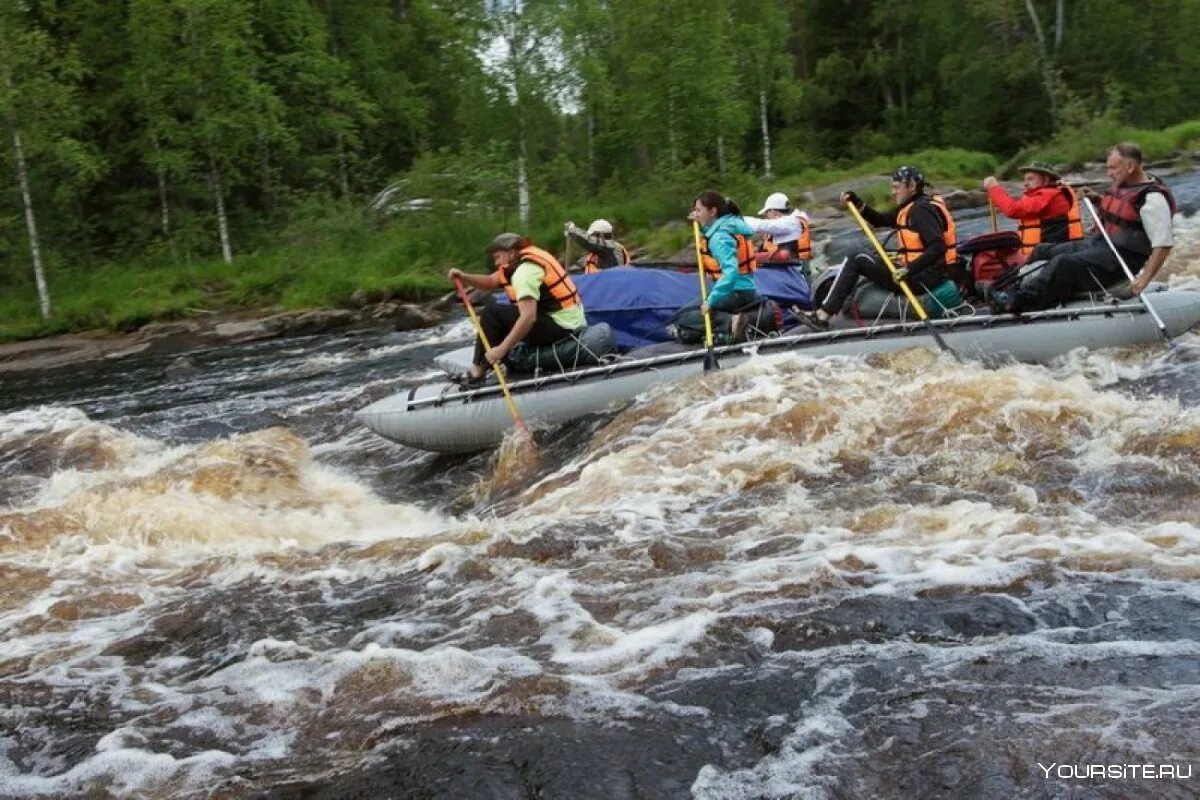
left=492, top=424, right=539, bottom=483
left=922, top=319, right=961, bottom=362
left=703, top=349, right=720, bottom=372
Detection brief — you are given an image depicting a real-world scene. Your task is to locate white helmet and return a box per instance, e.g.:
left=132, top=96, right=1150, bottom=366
left=586, top=218, right=614, bottom=236
left=758, top=192, right=791, bottom=215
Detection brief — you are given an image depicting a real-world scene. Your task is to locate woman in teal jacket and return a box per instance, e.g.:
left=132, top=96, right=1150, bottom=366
left=670, top=190, right=760, bottom=343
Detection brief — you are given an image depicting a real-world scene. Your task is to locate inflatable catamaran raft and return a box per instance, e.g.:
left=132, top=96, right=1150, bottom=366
left=356, top=288, right=1200, bottom=454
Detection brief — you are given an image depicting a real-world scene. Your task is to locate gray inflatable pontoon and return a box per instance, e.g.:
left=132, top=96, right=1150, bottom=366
left=356, top=289, right=1200, bottom=454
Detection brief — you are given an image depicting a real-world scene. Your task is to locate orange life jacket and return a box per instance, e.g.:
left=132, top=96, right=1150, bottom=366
left=758, top=213, right=812, bottom=261
left=1017, top=184, right=1084, bottom=255
left=701, top=231, right=757, bottom=281
left=494, top=245, right=581, bottom=312
left=1098, top=177, right=1177, bottom=256
left=583, top=242, right=631, bottom=274
left=895, top=195, right=957, bottom=266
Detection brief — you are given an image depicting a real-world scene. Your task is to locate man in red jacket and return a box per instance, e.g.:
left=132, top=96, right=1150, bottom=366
left=982, top=162, right=1082, bottom=257
left=994, top=144, right=1176, bottom=313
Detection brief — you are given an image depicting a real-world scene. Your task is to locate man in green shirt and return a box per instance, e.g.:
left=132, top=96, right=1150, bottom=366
left=448, top=232, right=587, bottom=382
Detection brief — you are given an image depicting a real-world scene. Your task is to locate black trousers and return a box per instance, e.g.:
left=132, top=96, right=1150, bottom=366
left=1013, top=237, right=1144, bottom=312
left=473, top=302, right=575, bottom=366
left=822, top=253, right=939, bottom=314
left=672, top=288, right=760, bottom=333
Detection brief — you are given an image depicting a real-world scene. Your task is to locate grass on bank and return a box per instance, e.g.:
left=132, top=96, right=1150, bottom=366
left=1014, top=119, right=1200, bottom=170
left=2, top=118, right=1195, bottom=343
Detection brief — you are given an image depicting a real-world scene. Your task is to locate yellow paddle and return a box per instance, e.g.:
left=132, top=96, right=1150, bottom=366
left=692, top=220, right=719, bottom=371
left=453, top=277, right=534, bottom=444
left=845, top=202, right=958, bottom=359
left=988, top=198, right=998, bottom=232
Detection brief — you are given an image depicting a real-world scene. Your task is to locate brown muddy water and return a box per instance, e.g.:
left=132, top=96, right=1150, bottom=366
left=3, top=205, right=1200, bottom=799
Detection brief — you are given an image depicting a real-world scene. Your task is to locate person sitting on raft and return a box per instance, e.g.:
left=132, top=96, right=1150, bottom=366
left=672, top=190, right=760, bottom=343
left=982, top=161, right=1083, bottom=257
left=447, top=232, right=587, bottom=383
left=799, top=166, right=960, bottom=329
left=743, top=191, right=813, bottom=264
left=564, top=219, right=631, bottom=273
left=996, top=142, right=1176, bottom=314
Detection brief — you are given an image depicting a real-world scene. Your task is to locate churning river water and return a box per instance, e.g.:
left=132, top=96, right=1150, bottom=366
left=4, top=182, right=1200, bottom=799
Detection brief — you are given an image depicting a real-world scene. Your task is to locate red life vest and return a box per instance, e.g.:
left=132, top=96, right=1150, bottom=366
left=1017, top=184, right=1084, bottom=255
left=701, top=231, right=757, bottom=281
left=1098, top=177, right=1177, bottom=255
left=494, top=245, right=581, bottom=312
left=895, top=195, right=957, bottom=266
left=583, top=242, right=631, bottom=274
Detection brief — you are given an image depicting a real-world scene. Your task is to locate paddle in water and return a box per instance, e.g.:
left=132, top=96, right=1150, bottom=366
left=691, top=220, right=719, bottom=371
left=845, top=202, right=960, bottom=361
left=452, top=276, right=538, bottom=476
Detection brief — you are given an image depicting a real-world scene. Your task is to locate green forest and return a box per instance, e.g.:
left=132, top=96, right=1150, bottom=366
left=3, top=0, right=1200, bottom=341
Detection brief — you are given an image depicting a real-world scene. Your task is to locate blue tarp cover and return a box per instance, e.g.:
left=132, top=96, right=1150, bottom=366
left=546, top=265, right=812, bottom=350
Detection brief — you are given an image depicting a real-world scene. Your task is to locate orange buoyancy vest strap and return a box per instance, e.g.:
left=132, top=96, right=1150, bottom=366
left=701, top=232, right=757, bottom=280
left=495, top=245, right=580, bottom=311
left=895, top=195, right=957, bottom=267
left=1063, top=184, right=1084, bottom=241
left=797, top=218, right=813, bottom=260
left=1017, top=185, right=1084, bottom=255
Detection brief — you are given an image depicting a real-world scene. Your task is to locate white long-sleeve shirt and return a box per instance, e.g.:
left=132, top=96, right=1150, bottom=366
left=742, top=210, right=810, bottom=245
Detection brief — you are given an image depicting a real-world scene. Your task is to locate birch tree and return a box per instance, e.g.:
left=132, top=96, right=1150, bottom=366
left=1023, top=0, right=1063, bottom=129
left=482, top=0, right=570, bottom=226
left=128, top=0, right=282, bottom=264
left=732, top=0, right=791, bottom=179
left=0, top=3, right=96, bottom=319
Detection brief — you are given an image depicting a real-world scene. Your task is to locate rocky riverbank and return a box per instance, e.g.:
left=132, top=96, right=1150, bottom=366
left=0, top=300, right=448, bottom=376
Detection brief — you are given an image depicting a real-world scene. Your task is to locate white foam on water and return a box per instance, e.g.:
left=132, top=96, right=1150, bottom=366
left=197, top=640, right=543, bottom=715
left=0, top=746, right=236, bottom=798
left=3, top=420, right=450, bottom=570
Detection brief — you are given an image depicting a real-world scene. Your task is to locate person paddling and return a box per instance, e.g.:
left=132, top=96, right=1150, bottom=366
left=799, top=166, right=960, bottom=329
left=564, top=219, right=631, bottom=273
left=447, top=233, right=587, bottom=383
left=669, top=191, right=760, bottom=344
left=982, top=162, right=1083, bottom=257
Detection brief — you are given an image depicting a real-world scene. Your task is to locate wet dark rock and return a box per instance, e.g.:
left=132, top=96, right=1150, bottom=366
left=767, top=594, right=1038, bottom=651
left=251, top=715, right=727, bottom=800
left=369, top=302, right=444, bottom=331
left=487, top=532, right=580, bottom=563
left=278, top=309, right=359, bottom=337
left=102, top=582, right=324, bottom=666
left=478, top=609, right=544, bottom=646
left=647, top=540, right=688, bottom=571
left=213, top=318, right=281, bottom=343
left=165, top=355, right=202, bottom=377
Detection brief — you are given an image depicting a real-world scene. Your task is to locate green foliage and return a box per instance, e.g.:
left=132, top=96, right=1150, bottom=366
left=2, top=0, right=1199, bottom=341
left=1017, top=118, right=1200, bottom=170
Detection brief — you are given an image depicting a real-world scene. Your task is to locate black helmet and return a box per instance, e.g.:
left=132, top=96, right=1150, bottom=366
left=891, top=165, right=924, bottom=186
